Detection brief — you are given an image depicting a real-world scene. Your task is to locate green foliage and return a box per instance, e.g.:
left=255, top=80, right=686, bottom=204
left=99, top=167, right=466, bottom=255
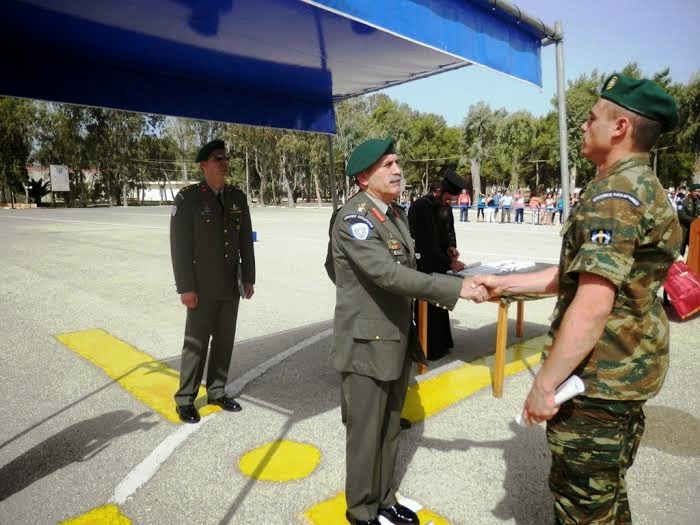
left=2, top=61, right=698, bottom=206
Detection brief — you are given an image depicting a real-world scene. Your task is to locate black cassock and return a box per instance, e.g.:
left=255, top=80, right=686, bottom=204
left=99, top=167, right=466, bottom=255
left=407, top=194, right=457, bottom=360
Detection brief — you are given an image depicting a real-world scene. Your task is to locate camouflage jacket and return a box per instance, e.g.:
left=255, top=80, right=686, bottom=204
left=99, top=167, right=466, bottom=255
left=551, top=154, right=681, bottom=400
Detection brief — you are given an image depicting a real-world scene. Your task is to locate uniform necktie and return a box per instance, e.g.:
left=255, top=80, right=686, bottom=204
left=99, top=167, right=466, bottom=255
left=216, top=191, right=225, bottom=211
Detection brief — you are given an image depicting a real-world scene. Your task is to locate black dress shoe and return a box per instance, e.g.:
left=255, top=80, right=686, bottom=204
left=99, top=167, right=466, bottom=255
left=379, top=503, right=419, bottom=524
left=400, top=418, right=412, bottom=430
left=209, top=395, right=242, bottom=412
left=176, top=404, right=200, bottom=424
left=345, top=511, right=380, bottom=525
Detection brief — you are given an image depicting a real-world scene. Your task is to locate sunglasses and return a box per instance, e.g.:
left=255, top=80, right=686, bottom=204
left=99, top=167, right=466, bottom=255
left=210, top=154, right=230, bottom=162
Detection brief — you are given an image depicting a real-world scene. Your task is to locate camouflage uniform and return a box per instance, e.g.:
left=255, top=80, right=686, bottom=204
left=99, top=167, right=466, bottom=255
left=547, top=153, right=681, bottom=524
left=676, top=194, right=700, bottom=255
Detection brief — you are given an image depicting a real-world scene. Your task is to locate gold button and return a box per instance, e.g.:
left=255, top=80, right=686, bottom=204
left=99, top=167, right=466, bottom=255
left=224, top=229, right=228, bottom=233
left=225, top=254, right=229, bottom=258
left=375, top=336, right=379, bottom=340
left=225, top=242, right=229, bottom=246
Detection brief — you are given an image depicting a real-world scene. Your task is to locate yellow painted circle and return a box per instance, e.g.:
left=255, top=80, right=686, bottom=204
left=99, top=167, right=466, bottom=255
left=238, top=440, right=320, bottom=481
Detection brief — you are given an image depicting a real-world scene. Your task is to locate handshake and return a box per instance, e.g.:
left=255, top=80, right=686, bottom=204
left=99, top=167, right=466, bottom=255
left=458, top=275, right=502, bottom=303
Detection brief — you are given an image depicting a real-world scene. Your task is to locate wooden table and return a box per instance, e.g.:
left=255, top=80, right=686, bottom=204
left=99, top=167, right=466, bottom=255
left=417, top=262, right=555, bottom=396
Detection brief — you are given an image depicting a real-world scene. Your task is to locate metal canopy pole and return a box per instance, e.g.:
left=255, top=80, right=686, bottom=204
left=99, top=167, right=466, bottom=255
left=327, top=135, right=338, bottom=211
left=554, top=21, right=570, bottom=220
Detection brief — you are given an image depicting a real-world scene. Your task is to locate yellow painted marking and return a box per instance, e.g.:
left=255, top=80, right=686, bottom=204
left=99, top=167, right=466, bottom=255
left=305, top=336, right=545, bottom=523
left=239, top=440, right=320, bottom=481
left=303, top=492, right=452, bottom=525
left=59, top=504, right=131, bottom=524
left=56, top=328, right=219, bottom=424
left=401, top=333, right=545, bottom=422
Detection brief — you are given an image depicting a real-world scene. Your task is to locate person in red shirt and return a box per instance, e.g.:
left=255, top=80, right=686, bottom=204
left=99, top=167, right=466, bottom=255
left=458, top=188, right=471, bottom=222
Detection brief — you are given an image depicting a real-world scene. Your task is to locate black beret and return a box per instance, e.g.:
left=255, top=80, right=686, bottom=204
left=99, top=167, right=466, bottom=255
left=440, top=172, right=467, bottom=196
left=689, top=183, right=700, bottom=191
left=600, top=74, right=679, bottom=132
left=345, top=137, right=395, bottom=177
left=196, top=139, right=226, bottom=162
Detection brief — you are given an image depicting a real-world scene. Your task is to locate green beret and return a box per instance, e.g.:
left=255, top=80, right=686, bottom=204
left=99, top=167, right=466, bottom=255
left=600, top=74, right=679, bottom=132
left=689, top=183, right=700, bottom=191
left=345, top=137, right=395, bottom=178
left=196, top=139, right=226, bottom=162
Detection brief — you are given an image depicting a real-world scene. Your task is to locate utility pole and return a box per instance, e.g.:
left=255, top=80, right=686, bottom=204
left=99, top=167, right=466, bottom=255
left=653, top=145, right=674, bottom=177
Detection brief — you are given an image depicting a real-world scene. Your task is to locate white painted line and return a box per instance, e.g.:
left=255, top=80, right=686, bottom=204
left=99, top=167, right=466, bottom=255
left=0, top=215, right=167, bottom=229
left=111, top=415, right=214, bottom=504
left=110, top=328, right=333, bottom=504
left=227, top=328, right=333, bottom=395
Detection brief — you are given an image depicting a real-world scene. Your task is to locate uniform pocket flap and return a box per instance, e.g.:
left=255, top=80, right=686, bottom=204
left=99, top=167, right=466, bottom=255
left=352, top=318, right=401, bottom=342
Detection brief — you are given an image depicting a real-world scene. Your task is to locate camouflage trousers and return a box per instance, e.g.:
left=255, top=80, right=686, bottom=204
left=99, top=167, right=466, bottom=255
left=546, top=396, right=646, bottom=525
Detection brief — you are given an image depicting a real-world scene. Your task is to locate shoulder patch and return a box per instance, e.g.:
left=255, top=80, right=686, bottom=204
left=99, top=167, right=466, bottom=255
left=349, top=222, right=371, bottom=240
left=590, top=229, right=613, bottom=245
left=590, top=191, right=641, bottom=207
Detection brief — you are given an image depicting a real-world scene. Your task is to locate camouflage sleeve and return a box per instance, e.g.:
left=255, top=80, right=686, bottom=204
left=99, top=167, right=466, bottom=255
left=565, top=194, right=642, bottom=289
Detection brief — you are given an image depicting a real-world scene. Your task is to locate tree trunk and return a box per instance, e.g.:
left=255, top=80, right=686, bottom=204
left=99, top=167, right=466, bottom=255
left=570, top=164, right=578, bottom=192
left=313, top=167, right=322, bottom=206
left=254, top=150, right=266, bottom=205
left=279, top=153, right=294, bottom=208
left=510, top=161, right=518, bottom=190
left=471, top=159, right=482, bottom=197
left=181, top=158, right=188, bottom=182
left=122, top=181, right=128, bottom=207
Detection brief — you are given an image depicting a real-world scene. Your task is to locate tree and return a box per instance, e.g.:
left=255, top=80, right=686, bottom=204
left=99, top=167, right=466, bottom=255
left=0, top=97, right=35, bottom=205
left=493, top=111, right=536, bottom=190
left=462, top=102, right=504, bottom=195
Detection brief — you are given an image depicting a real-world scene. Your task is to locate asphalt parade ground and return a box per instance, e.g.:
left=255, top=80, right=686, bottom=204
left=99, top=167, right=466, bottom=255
left=1, top=205, right=698, bottom=525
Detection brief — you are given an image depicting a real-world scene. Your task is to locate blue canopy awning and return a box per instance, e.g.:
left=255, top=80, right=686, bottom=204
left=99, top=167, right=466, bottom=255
left=0, top=0, right=544, bottom=134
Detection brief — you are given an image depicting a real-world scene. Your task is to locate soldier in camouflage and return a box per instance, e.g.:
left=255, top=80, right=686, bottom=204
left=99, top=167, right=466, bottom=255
left=474, top=74, right=681, bottom=524
left=677, top=183, right=700, bottom=255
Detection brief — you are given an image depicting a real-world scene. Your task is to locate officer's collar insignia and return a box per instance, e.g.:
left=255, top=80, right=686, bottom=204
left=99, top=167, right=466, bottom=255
left=357, top=202, right=367, bottom=213
left=370, top=207, right=386, bottom=223
left=590, top=229, right=613, bottom=245
left=350, top=222, right=370, bottom=240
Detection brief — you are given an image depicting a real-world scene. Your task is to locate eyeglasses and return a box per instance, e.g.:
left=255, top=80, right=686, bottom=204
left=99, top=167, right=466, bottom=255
left=210, top=154, right=230, bottom=162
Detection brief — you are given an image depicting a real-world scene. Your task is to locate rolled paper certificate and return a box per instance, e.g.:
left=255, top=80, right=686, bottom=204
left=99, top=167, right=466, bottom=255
left=515, top=375, right=585, bottom=426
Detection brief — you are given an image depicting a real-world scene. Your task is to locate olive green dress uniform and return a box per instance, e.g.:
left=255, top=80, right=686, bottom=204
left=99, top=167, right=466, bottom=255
left=547, top=153, right=681, bottom=524
left=329, top=189, right=461, bottom=522
left=170, top=181, right=255, bottom=406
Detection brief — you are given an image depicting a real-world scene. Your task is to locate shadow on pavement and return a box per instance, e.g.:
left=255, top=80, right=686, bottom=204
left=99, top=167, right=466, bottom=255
left=642, top=405, right=700, bottom=457
left=0, top=410, right=158, bottom=501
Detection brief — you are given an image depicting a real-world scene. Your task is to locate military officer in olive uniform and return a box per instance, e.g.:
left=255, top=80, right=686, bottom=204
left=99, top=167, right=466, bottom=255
left=170, top=139, right=255, bottom=424
left=677, top=182, right=700, bottom=256
left=474, top=75, right=681, bottom=524
left=328, top=137, right=489, bottom=525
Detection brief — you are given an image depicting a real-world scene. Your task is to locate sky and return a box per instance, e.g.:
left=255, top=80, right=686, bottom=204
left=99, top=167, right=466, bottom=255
left=383, top=0, right=700, bottom=127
